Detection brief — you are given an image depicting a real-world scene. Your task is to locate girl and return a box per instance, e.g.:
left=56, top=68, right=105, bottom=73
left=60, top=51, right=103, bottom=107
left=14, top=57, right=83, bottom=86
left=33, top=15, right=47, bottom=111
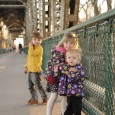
left=55, top=49, right=85, bottom=115
left=46, top=32, right=80, bottom=115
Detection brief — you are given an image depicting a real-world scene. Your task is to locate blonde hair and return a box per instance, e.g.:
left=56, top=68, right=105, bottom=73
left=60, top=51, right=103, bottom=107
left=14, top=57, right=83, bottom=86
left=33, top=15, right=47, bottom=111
left=57, top=32, right=79, bottom=49
left=66, top=49, right=82, bottom=62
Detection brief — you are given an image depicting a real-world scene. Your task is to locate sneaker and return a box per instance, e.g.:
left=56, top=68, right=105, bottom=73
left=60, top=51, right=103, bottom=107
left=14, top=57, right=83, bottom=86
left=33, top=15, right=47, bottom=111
left=42, top=99, right=47, bottom=104
left=27, top=99, right=39, bottom=105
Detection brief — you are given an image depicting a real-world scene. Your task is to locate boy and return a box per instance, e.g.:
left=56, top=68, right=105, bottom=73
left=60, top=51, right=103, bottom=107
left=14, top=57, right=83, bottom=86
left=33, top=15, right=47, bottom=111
left=24, top=32, right=47, bottom=104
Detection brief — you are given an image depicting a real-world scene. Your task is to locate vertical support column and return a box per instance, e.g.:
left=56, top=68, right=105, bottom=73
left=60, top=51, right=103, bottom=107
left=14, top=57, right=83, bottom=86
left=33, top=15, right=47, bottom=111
left=51, top=0, right=64, bottom=34
left=60, top=0, right=64, bottom=31
left=64, top=0, right=80, bottom=29
left=42, top=0, right=51, bottom=37
left=64, top=0, right=69, bottom=29
left=50, top=0, right=55, bottom=35
left=42, top=0, right=46, bottom=36
left=25, top=0, right=33, bottom=45
left=103, top=19, right=114, bottom=115
left=30, top=0, right=34, bottom=32
left=31, top=0, right=38, bottom=31
left=36, top=0, right=43, bottom=34
left=0, top=19, right=2, bottom=47
left=36, top=0, right=51, bottom=37
left=0, top=19, right=4, bottom=48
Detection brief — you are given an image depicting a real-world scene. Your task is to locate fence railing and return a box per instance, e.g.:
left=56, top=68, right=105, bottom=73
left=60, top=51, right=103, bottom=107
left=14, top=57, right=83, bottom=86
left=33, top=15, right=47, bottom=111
left=0, top=48, right=11, bottom=54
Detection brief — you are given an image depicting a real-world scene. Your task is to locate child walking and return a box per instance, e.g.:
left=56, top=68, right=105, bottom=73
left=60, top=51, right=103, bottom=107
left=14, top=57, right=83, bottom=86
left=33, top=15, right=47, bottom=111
left=46, top=32, right=79, bottom=115
left=24, top=32, right=47, bottom=105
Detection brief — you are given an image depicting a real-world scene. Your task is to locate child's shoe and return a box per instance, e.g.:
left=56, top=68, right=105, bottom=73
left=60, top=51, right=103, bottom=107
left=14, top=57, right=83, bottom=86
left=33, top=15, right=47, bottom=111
left=42, top=99, right=47, bottom=104
left=27, top=99, right=39, bottom=105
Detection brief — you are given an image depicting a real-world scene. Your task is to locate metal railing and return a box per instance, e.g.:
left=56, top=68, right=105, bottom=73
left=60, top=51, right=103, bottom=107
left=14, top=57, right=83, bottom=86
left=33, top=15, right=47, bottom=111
left=41, top=9, right=115, bottom=115
left=0, top=48, right=11, bottom=53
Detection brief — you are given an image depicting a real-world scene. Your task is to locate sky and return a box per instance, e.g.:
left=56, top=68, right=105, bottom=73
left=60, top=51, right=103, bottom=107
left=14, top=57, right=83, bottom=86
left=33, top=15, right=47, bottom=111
left=79, top=0, right=115, bottom=21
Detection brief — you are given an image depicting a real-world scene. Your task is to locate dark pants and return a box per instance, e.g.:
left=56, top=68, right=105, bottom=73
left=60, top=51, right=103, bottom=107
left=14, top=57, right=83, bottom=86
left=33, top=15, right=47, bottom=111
left=19, top=48, right=22, bottom=54
left=64, top=96, right=82, bottom=115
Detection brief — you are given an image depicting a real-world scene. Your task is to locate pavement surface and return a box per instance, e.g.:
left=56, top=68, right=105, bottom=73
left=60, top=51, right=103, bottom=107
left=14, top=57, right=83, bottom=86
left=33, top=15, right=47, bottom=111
left=0, top=52, right=85, bottom=115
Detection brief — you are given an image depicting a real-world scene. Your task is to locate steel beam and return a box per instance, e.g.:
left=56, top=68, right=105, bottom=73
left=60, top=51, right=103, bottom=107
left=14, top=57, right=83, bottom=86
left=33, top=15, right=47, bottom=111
left=0, top=5, right=26, bottom=8
left=0, top=0, right=16, bottom=1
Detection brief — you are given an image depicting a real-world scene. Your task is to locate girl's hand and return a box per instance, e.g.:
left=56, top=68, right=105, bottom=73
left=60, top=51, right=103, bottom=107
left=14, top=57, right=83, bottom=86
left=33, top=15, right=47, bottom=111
left=65, top=71, right=69, bottom=76
left=54, top=64, right=59, bottom=72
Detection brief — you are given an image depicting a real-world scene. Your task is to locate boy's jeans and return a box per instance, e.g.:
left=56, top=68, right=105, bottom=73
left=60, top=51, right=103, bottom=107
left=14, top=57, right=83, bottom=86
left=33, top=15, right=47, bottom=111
left=28, top=72, right=47, bottom=100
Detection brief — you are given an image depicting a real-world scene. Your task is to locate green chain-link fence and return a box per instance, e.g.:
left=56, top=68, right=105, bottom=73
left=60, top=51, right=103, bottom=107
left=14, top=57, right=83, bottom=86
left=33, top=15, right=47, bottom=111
left=0, top=48, right=11, bottom=53
left=23, top=45, right=28, bottom=54
left=41, top=9, right=115, bottom=115
left=23, top=9, right=115, bottom=115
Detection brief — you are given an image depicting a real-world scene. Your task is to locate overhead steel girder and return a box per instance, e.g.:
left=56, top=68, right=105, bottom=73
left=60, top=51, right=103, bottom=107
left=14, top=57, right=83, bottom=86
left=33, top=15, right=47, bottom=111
left=0, top=0, right=26, bottom=2
left=0, top=5, right=26, bottom=8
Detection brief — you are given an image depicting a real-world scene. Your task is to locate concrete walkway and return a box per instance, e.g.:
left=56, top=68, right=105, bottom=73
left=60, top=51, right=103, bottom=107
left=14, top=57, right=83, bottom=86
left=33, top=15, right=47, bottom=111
left=0, top=52, right=85, bottom=115
left=0, top=52, right=62, bottom=115
left=0, top=52, right=30, bottom=115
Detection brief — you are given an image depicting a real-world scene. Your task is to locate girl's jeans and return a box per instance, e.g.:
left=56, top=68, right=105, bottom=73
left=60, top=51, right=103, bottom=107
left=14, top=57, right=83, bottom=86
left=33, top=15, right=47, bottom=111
left=28, top=72, right=47, bottom=100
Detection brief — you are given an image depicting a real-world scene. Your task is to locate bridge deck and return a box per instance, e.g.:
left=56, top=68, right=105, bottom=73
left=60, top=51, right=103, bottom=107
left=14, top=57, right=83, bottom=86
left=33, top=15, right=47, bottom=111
left=0, top=52, right=85, bottom=115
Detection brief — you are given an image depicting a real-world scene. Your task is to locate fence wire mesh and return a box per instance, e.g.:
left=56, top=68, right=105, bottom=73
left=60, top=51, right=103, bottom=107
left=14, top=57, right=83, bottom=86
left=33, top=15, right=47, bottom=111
left=41, top=13, right=115, bottom=114
left=77, top=19, right=115, bottom=115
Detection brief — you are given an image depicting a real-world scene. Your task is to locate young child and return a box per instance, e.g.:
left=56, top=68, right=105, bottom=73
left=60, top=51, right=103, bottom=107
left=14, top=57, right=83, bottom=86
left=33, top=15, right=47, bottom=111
left=56, top=49, right=85, bottom=115
left=46, top=32, right=79, bottom=115
left=24, top=32, right=47, bottom=105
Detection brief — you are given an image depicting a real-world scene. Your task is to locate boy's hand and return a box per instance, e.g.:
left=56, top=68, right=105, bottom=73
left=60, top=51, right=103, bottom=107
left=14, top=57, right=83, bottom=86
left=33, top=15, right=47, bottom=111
left=29, top=41, right=33, bottom=46
left=24, top=67, right=28, bottom=74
